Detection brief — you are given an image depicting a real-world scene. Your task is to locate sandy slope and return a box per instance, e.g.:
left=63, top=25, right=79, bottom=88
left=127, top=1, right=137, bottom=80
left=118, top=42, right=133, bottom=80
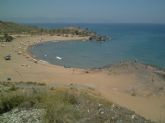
left=0, top=35, right=165, bottom=122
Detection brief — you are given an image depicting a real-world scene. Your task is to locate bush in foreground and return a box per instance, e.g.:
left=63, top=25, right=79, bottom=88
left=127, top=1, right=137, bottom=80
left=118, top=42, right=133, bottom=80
left=0, top=82, right=154, bottom=123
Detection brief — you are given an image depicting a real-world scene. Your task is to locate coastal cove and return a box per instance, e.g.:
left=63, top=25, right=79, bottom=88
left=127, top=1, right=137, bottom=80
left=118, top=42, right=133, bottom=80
left=29, top=23, right=165, bottom=69
left=1, top=23, right=165, bottom=122
left=1, top=0, right=165, bottom=122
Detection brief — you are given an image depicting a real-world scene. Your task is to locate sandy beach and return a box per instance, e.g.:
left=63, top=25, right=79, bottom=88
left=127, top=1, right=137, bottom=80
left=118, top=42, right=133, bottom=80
left=0, top=35, right=165, bottom=122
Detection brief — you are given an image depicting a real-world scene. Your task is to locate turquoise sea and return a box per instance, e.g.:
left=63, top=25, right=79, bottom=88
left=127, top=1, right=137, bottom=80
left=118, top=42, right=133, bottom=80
left=29, top=23, right=165, bottom=69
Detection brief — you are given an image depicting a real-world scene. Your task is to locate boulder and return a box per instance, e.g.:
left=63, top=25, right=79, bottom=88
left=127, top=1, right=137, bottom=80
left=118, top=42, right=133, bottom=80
left=17, top=51, right=22, bottom=55
left=4, top=55, right=11, bottom=60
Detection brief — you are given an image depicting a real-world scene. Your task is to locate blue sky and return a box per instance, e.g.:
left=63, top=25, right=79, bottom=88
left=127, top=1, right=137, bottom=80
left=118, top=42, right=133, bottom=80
left=0, top=0, right=165, bottom=23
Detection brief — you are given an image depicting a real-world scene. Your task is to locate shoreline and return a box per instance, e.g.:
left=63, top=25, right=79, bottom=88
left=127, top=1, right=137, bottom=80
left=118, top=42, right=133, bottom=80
left=27, top=35, right=165, bottom=71
left=27, top=41, right=54, bottom=66
left=0, top=34, right=165, bottom=122
left=28, top=40, right=165, bottom=72
left=26, top=35, right=90, bottom=69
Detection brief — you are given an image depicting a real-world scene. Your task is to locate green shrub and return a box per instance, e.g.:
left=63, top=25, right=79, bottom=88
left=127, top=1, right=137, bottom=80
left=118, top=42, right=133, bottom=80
left=63, top=93, right=78, bottom=105
left=0, top=94, right=25, bottom=114
left=9, top=84, right=17, bottom=91
left=4, top=33, right=13, bottom=42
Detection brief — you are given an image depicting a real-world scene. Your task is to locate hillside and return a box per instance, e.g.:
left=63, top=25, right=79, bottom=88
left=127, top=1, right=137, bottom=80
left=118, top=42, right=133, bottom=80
left=0, top=20, right=42, bottom=34
left=0, top=82, right=154, bottom=123
left=0, top=20, right=109, bottom=41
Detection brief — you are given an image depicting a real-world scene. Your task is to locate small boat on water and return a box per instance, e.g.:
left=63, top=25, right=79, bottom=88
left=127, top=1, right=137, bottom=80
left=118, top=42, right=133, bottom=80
left=56, top=56, right=62, bottom=60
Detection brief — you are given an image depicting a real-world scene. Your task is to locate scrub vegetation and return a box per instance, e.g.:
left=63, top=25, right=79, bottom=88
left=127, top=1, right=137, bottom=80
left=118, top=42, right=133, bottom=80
left=0, top=82, right=154, bottom=123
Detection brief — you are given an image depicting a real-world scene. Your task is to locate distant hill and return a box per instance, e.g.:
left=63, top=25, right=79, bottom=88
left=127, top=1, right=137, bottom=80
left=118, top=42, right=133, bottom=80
left=0, top=20, right=90, bottom=35
left=0, top=20, right=42, bottom=34
left=0, top=20, right=110, bottom=41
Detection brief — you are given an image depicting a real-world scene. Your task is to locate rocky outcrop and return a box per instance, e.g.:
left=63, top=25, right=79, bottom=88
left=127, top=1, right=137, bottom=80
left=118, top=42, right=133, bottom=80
left=89, top=35, right=110, bottom=41
left=0, top=109, right=45, bottom=123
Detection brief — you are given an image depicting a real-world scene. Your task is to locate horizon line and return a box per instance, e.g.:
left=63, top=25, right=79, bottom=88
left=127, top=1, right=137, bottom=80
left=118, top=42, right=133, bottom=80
left=1, top=19, right=165, bottom=25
